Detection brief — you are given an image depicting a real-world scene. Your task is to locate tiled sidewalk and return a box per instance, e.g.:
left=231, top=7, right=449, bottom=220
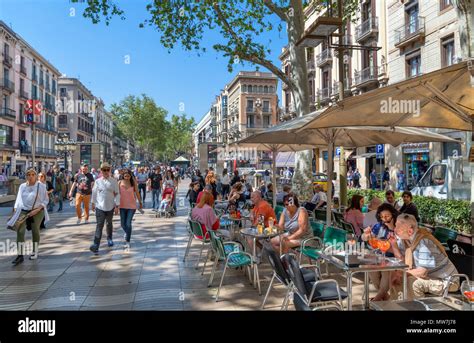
left=0, top=181, right=367, bottom=311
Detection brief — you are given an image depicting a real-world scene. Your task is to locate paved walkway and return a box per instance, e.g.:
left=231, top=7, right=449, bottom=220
left=0, top=179, right=367, bottom=310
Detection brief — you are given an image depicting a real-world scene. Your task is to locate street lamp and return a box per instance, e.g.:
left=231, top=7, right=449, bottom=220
left=54, top=137, right=77, bottom=171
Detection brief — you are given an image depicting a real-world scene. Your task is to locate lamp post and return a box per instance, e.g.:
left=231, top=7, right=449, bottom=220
left=54, top=137, right=77, bottom=172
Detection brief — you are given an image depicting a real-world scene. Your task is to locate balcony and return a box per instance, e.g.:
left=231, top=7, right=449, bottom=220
left=39, top=77, right=44, bottom=87
left=36, top=123, right=57, bottom=133
left=355, top=17, right=379, bottom=42
left=307, top=60, right=315, bottom=73
left=32, top=73, right=38, bottom=83
left=2, top=52, right=12, bottom=67
left=316, top=49, right=333, bottom=67
left=317, top=88, right=331, bottom=105
left=0, top=107, right=16, bottom=120
left=246, top=107, right=256, bottom=113
left=354, top=65, right=381, bottom=88
left=394, top=17, right=425, bottom=48
left=332, top=79, right=353, bottom=98
left=0, top=78, right=15, bottom=93
left=23, top=146, right=56, bottom=157
left=58, top=122, right=69, bottom=129
left=0, top=141, right=17, bottom=150
left=262, top=106, right=271, bottom=113
left=19, top=89, right=29, bottom=100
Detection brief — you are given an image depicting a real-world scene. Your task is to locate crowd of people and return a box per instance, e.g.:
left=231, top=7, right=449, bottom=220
left=8, top=162, right=187, bottom=264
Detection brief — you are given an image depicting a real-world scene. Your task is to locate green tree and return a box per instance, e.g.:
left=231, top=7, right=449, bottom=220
left=72, top=0, right=360, bottom=117
left=162, top=114, right=196, bottom=162
left=110, top=94, right=168, bottom=158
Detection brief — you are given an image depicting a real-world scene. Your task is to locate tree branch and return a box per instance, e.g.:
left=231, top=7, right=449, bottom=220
left=213, top=2, right=293, bottom=88
left=263, top=0, right=288, bottom=21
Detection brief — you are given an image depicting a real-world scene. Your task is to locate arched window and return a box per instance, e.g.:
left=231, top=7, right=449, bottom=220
left=248, top=85, right=252, bottom=93
left=264, top=86, right=268, bottom=93
left=242, top=85, right=247, bottom=92
left=258, top=85, right=263, bottom=93
left=269, top=86, right=274, bottom=93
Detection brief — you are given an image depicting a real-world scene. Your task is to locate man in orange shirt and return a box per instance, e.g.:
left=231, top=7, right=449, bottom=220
left=251, top=191, right=276, bottom=227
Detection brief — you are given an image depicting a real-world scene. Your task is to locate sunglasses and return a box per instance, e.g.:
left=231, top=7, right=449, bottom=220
left=102, top=168, right=111, bottom=172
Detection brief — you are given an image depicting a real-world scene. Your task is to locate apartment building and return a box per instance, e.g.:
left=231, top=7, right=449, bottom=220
left=384, top=0, right=467, bottom=188
left=57, top=77, right=95, bottom=143
left=281, top=0, right=389, bottom=186
left=93, top=97, right=113, bottom=161
left=0, top=21, right=61, bottom=175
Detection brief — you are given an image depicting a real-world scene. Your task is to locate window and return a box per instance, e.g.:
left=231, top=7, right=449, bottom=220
left=59, top=115, right=67, bottom=125
left=20, top=78, right=24, bottom=92
left=19, top=104, right=24, bottom=122
left=405, top=2, right=419, bottom=35
left=3, top=43, right=9, bottom=57
left=441, top=35, right=455, bottom=67
left=247, top=115, right=255, bottom=128
left=264, top=85, right=268, bottom=93
left=0, top=124, right=13, bottom=146
left=247, top=99, right=253, bottom=110
left=263, top=100, right=270, bottom=112
left=2, top=94, right=9, bottom=109
left=440, top=0, right=452, bottom=11
left=263, top=115, right=270, bottom=127
left=269, top=86, right=274, bottom=93
left=420, top=164, right=446, bottom=187
left=406, top=52, right=421, bottom=78
left=243, top=85, right=247, bottom=92
left=3, top=67, right=8, bottom=81
left=258, top=85, right=263, bottom=93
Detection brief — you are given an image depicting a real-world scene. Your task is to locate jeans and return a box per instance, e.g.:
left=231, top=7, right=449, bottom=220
left=93, top=208, right=114, bottom=246
left=120, top=209, right=136, bottom=242
left=55, top=190, right=63, bottom=210
left=151, top=188, right=161, bottom=209
left=138, top=183, right=147, bottom=203
left=221, top=184, right=230, bottom=200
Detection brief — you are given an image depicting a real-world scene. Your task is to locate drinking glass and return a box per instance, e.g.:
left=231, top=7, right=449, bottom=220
left=378, top=239, right=391, bottom=262
left=346, top=233, right=356, bottom=254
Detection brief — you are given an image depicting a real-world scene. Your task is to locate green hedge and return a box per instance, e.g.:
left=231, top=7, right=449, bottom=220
left=347, top=189, right=472, bottom=235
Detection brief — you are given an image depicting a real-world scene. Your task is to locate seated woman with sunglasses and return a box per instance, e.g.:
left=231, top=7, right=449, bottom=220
left=271, top=193, right=313, bottom=254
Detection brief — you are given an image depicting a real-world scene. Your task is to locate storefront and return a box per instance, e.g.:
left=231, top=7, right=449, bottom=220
left=402, top=143, right=430, bottom=188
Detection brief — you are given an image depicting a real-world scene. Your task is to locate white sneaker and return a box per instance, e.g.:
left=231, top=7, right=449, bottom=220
left=76, top=219, right=81, bottom=224
left=84, top=219, right=89, bottom=224
left=29, top=253, right=38, bottom=260
left=123, top=242, right=130, bottom=249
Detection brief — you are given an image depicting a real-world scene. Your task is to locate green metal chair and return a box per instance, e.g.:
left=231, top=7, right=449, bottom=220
left=183, top=219, right=211, bottom=269
left=299, top=226, right=347, bottom=264
left=274, top=205, right=285, bottom=222
left=207, top=231, right=254, bottom=302
left=340, top=220, right=356, bottom=235
left=314, top=208, right=327, bottom=223
left=309, top=220, right=325, bottom=239
left=433, top=227, right=458, bottom=247
left=332, top=211, right=344, bottom=227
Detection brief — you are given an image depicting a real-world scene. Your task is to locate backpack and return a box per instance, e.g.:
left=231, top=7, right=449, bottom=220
left=353, top=172, right=360, bottom=181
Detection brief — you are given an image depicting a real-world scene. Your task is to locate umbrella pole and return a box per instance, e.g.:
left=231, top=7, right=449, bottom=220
left=326, top=140, right=334, bottom=227
left=272, top=147, right=277, bottom=209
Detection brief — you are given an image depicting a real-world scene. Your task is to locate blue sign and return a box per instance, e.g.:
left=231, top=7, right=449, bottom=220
left=335, top=147, right=341, bottom=157
left=376, top=144, right=384, bottom=159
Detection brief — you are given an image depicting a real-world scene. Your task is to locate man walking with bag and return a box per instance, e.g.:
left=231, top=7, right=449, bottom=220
left=89, top=162, right=120, bottom=254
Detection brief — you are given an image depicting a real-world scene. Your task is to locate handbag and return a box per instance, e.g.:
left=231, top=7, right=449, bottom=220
left=7, top=183, right=40, bottom=232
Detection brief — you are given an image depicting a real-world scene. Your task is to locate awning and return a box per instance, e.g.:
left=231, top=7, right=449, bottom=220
left=351, top=153, right=376, bottom=159
left=276, top=152, right=295, bottom=167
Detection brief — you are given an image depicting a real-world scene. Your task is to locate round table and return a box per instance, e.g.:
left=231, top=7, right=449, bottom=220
left=239, top=227, right=286, bottom=295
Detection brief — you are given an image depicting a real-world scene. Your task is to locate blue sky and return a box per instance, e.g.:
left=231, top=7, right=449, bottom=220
left=0, top=0, right=287, bottom=123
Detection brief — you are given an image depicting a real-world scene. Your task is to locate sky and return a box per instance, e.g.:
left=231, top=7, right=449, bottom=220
left=0, top=0, right=287, bottom=123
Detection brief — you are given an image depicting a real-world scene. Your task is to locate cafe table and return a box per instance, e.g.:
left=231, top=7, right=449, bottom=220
left=239, top=227, right=285, bottom=295
left=370, top=296, right=467, bottom=311
left=314, top=250, right=409, bottom=310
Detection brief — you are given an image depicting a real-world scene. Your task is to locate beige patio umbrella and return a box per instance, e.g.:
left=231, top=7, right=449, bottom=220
left=237, top=123, right=460, bottom=226
left=232, top=112, right=323, bottom=208
left=298, top=61, right=474, bottom=132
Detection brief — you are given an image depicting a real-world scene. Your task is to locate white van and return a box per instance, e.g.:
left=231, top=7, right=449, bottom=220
left=410, top=157, right=471, bottom=200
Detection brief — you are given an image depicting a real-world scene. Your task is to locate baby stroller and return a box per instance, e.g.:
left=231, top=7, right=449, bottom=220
left=156, top=186, right=176, bottom=218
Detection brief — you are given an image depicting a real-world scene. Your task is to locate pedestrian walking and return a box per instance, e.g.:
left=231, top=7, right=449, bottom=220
left=69, top=164, right=95, bottom=224
left=370, top=169, right=378, bottom=190
left=53, top=165, right=66, bottom=212
left=119, top=169, right=142, bottom=249
left=136, top=167, right=148, bottom=204
left=8, top=168, right=49, bottom=265
left=220, top=168, right=230, bottom=200
left=148, top=166, right=163, bottom=210
left=89, top=162, right=120, bottom=254
left=352, top=168, right=361, bottom=189
left=382, top=167, right=390, bottom=191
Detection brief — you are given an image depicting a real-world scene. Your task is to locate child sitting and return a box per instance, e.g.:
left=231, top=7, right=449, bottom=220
left=159, top=194, right=172, bottom=212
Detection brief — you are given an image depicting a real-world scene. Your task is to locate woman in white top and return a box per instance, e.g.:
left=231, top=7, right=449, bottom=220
left=220, top=168, right=231, bottom=200
left=8, top=168, right=49, bottom=265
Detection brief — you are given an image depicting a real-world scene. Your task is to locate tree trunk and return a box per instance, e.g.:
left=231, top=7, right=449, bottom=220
left=456, top=0, right=473, bottom=60
left=287, top=0, right=310, bottom=117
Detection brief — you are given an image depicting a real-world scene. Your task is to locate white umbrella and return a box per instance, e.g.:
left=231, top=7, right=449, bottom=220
left=237, top=123, right=460, bottom=226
